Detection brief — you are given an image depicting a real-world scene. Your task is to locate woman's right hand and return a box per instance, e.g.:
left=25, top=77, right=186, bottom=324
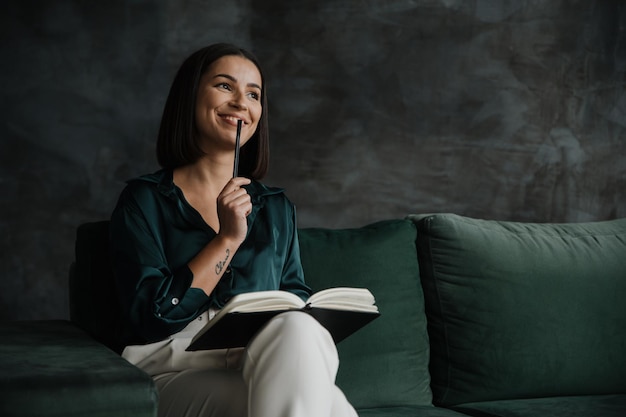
left=216, top=177, right=252, bottom=246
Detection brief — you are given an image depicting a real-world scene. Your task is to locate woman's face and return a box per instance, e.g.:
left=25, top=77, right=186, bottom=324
left=195, top=55, right=263, bottom=153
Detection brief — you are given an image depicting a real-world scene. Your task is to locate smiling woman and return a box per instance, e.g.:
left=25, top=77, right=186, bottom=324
left=108, top=43, right=358, bottom=417
left=156, top=44, right=270, bottom=179
left=193, top=55, right=262, bottom=155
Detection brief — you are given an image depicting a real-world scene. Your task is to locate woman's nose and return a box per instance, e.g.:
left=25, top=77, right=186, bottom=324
left=230, top=92, right=248, bottom=110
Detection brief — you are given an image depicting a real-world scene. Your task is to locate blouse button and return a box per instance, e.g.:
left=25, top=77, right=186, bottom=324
left=171, top=297, right=179, bottom=305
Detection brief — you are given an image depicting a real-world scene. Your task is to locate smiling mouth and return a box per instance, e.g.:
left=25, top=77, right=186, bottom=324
left=221, top=115, right=247, bottom=125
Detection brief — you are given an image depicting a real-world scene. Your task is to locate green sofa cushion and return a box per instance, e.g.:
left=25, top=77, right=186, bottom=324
left=453, top=394, right=626, bottom=417
left=412, top=214, right=626, bottom=406
left=298, top=219, right=432, bottom=409
left=0, top=320, right=157, bottom=417
left=359, top=405, right=470, bottom=417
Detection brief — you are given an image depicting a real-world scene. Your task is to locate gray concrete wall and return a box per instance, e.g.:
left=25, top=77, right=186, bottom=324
left=1, top=0, right=624, bottom=321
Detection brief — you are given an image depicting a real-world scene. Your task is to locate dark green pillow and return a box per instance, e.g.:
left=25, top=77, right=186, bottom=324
left=298, top=219, right=432, bottom=409
left=412, top=213, right=626, bottom=406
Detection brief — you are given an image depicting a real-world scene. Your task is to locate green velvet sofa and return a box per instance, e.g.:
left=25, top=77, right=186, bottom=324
left=2, top=213, right=625, bottom=416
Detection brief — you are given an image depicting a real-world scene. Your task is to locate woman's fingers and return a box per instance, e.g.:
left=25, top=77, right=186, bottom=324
left=223, top=192, right=251, bottom=216
left=216, top=177, right=253, bottom=244
left=219, top=177, right=251, bottom=197
left=218, top=177, right=252, bottom=216
left=219, top=187, right=250, bottom=211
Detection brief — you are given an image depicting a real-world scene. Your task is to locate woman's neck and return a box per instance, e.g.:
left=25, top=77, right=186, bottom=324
left=174, top=157, right=232, bottom=197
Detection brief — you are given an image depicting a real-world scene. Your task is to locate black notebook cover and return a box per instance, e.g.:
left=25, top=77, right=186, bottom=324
left=187, top=307, right=379, bottom=351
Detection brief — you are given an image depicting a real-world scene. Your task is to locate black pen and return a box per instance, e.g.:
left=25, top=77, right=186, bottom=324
left=233, top=119, right=242, bottom=178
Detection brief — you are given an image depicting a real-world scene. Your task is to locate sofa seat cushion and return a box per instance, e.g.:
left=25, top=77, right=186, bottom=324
left=411, top=214, right=626, bottom=406
left=359, top=405, right=472, bottom=416
left=0, top=320, right=157, bottom=417
left=298, top=219, right=432, bottom=409
left=452, top=394, right=626, bottom=417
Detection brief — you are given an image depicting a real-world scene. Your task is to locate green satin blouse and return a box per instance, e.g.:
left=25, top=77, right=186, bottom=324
left=109, top=169, right=311, bottom=345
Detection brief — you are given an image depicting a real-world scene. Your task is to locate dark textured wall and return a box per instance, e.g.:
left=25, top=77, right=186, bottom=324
left=2, top=0, right=625, bottom=321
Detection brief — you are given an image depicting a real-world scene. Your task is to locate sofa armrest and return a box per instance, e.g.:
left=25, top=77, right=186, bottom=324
left=0, top=320, right=157, bottom=417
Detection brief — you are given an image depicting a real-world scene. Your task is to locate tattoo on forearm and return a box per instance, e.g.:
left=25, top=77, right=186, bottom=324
left=215, top=249, right=230, bottom=275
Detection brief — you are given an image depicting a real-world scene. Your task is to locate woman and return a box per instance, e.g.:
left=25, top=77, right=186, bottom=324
left=109, top=43, right=358, bottom=417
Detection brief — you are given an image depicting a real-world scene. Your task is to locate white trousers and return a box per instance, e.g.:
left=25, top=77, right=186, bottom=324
left=122, top=311, right=358, bottom=417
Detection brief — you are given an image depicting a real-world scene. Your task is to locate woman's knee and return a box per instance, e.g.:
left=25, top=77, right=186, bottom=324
left=270, top=311, right=333, bottom=342
left=247, top=311, right=338, bottom=367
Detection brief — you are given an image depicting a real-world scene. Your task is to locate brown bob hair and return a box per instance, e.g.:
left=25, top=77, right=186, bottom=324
left=156, top=43, right=269, bottom=179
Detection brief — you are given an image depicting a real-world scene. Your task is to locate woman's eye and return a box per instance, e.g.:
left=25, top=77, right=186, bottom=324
left=216, top=83, right=232, bottom=91
left=247, top=91, right=260, bottom=101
